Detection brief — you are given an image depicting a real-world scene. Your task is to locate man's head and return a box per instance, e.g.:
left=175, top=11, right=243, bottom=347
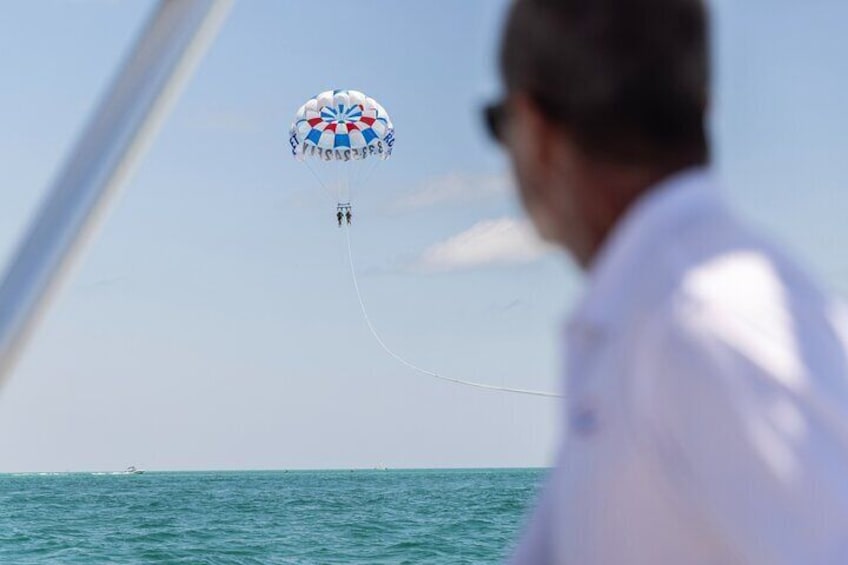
left=489, top=0, right=710, bottom=266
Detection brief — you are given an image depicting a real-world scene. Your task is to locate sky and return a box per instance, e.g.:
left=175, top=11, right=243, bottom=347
left=0, top=1, right=846, bottom=472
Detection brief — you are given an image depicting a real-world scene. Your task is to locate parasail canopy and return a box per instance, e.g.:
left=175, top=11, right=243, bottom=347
left=289, top=89, right=395, bottom=163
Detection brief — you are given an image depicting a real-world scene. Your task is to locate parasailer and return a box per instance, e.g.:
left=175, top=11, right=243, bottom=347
left=336, top=203, right=352, bottom=227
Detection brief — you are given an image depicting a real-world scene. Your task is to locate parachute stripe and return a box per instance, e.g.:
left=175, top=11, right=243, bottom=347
left=306, top=129, right=322, bottom=144
left=349, top=130, right=366, bottom=147
left=334, top=134, right=351, bottom=148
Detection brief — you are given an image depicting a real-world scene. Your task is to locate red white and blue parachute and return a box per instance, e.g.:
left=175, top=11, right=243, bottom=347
left=289, top=89, right=395, bottom=162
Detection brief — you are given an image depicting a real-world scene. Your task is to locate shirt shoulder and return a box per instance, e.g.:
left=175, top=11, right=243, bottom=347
left=655, top=221, right=847, bottom=386
left=628, top=246, right=848, bottom=564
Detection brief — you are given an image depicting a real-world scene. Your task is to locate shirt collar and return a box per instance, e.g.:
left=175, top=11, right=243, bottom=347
left=568, top=167, right=721, bottom=335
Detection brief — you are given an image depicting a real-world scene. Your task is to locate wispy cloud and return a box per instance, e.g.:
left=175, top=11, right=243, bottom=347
left=499, top=299, right=524, bottom=312
left=190, top=109, right=260, bottom=134
left=413, top=217, right=553, bottom=273
left=82, top=275, right=127, bottom=289
left=392, top=172, right=512, bottom=211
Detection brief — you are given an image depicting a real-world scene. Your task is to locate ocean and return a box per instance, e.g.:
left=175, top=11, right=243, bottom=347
left=0, top=468, right=544, bottom=564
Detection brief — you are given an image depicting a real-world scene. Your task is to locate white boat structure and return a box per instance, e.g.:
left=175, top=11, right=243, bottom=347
left=124, top=466, right=144, bottom=475
left=0, top=1, right=233, bottom=390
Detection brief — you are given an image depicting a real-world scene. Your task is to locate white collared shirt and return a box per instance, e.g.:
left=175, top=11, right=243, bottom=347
left=511, top=169, right=848, bottom=564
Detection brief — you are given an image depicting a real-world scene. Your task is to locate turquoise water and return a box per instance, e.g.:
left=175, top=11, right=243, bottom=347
left=0, top=468, right=543, bottom=564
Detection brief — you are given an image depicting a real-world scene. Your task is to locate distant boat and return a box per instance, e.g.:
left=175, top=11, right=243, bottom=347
left=124, top=466, right=144, bottom=475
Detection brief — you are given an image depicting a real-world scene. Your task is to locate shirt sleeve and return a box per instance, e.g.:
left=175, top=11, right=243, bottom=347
left=637, top=305, right=848, bottom=565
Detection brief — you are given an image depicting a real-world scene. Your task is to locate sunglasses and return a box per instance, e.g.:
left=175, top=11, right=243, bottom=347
left=483, top=99, right=510, bottom=144
left=484, top=93, right=570, bottom=145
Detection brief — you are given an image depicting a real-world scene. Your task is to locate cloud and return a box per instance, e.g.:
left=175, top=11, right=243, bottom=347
left=82, top=275, right=127, bottom=289
left=392, top=173, right=512, bottom=211
left=501, top=299, right=523, bottom=311
left=414, top=218, right=553, bottom=273
left=191, top=109, right=259, bottom=134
